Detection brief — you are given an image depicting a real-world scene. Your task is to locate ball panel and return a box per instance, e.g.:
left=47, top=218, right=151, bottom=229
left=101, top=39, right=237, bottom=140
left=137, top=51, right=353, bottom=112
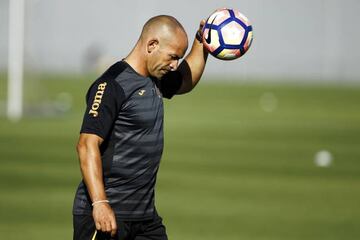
left=234, top=10, right=251, bottom=27
left=203, top=28, right=221, bottom=52
left=216, top=49, right=241, bottom=60
left=243, top=31, right=253, bottom=51
left=207, top=8, right=231, bottom=26
left=221, top=21, right=245, bottom=45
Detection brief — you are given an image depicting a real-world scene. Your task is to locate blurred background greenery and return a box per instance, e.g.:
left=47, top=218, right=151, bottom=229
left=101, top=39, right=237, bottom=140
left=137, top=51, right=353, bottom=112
left=1, top=74, right=359, bottom=240
left=1, top=0, right=360, bottom=239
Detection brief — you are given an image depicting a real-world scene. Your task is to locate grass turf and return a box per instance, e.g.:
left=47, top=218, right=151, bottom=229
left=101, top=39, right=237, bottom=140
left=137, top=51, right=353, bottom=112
left=0, top=75, right=359, bottom=239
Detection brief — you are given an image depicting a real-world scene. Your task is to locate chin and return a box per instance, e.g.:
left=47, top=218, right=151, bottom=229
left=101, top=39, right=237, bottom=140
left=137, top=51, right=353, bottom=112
left=156, top=72, right=166, bottom=80
left=150, top=74, right=162, bottom=80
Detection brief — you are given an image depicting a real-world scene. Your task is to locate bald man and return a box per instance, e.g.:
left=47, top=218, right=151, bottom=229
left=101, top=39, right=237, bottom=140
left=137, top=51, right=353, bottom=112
left=73, top=15, right=208, bottom=240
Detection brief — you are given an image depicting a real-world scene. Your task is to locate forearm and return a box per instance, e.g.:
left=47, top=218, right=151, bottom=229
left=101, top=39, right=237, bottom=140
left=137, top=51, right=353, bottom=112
left=186, top=37, right=208, bottom=85
left=77, top=136, right=107, bottom=202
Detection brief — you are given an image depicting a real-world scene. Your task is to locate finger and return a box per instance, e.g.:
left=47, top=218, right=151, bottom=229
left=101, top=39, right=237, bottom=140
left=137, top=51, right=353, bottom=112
left=100, top=220, right=108, bottom=233
left=105, top=220, right=112, bottom=233
left=95, top=221, right=101, bottom=231
left=110, top=218, right=118, bottom=237
left=199, top=19, right=206, bottom=29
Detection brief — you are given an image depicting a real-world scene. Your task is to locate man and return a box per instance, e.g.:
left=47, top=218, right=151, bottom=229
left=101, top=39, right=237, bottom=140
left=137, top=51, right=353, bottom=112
left=73, top=15, right=208, bottom=240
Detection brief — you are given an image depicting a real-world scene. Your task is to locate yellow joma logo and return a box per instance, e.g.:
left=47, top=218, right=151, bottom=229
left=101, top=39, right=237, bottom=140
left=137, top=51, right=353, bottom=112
left=138, top=90, right=146, bottom=96
left=89, top=82, right=107, bottom=117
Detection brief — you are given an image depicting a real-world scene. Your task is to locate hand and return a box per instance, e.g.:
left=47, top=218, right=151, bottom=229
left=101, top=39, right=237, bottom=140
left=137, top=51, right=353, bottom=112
left=199, top=19, right=206, bottom=32
left=196, top=19, right=206, bottom=43
left=92, top=202, right=117, bottom=237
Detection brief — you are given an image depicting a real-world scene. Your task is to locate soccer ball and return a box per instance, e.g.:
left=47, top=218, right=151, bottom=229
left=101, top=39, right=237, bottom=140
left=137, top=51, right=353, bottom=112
left=202, top=8, right=253, bottom=60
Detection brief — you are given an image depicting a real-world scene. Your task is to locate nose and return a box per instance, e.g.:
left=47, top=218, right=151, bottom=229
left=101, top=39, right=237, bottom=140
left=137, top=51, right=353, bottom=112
left=169, top=59, right=179, bottom=71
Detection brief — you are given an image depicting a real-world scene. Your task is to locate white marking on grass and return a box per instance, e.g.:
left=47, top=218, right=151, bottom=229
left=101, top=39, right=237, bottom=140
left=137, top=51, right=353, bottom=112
left=259, top=92, right=278, bottom=112
left=314, top=150, right=333, bottom=167
left=55, top=92, right=73, bottom=112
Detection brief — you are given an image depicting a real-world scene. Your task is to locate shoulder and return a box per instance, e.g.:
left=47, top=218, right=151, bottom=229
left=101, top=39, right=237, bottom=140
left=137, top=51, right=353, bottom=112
left=99, top=61, right=129, bottom=81
left=111, top=62, right=152, bottom=98
left=85, top=63, right=129, bottom=105
left=87, top=61, right=129, bottom=95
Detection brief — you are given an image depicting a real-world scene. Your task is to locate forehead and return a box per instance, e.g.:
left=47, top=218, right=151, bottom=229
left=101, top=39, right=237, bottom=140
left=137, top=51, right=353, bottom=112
left=161, top=31, right=188, bottom=57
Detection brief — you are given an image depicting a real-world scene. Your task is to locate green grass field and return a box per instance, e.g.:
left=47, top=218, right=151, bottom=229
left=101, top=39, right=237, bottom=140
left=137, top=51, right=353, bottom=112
left=0, top=75, right=360, bottom=240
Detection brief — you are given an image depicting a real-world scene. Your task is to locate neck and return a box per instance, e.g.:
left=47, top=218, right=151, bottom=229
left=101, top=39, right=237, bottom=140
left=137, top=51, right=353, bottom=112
left=124, top=46, right=149, bottom=77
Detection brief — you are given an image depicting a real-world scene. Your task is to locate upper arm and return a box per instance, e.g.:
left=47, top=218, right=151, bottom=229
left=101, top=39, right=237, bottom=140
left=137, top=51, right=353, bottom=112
left=76, top=133, right=104, bottom=169
left=176, top=36, right=209, bottom=95
left=159, top=60, right=195, bottom=98
left=159, top=71, right=184, bottom=99
left=176, top=60, right=193, bottom=94
left=76, top=133, right=104, bottom=159
left=77, top=133, right=104, bottom=149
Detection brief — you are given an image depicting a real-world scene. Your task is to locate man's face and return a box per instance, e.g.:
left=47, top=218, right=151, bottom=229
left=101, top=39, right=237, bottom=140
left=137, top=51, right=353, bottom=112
left=147, top=33, right=188, bottom=79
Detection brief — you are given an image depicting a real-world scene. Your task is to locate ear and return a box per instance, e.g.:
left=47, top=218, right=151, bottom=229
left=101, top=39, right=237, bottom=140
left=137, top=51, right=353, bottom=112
left=147, top=39, right=159, bottom=53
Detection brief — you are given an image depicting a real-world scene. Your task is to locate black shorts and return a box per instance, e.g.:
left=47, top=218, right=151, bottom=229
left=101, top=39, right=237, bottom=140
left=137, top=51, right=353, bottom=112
left=73, top=213, right=168, bottom=240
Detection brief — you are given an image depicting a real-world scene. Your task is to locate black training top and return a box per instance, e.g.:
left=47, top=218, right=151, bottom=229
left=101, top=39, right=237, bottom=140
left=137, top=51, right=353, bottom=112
left=72, top=61, right=182, bottom=220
